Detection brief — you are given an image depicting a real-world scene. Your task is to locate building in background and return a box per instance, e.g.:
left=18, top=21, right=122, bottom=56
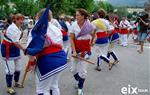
left=127, top=8, right=144, bottom=13
left=145, top=0, right=150, bottom=17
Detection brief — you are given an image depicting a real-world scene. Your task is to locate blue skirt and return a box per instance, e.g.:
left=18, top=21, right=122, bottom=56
left=109, top=33, right=120, bottom=42
left=1, top=44, right=20, bottom=58
left=95, top=37, right=109, bottom=45
left=36, top=50, right=67, bottom=81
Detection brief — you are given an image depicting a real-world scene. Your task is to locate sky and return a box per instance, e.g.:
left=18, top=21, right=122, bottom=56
left=107, top=0, right=148, bottom=7
left=94, top=0, right=148, bottom=7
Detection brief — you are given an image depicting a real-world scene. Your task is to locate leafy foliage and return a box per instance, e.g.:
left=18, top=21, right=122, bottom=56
left=13, top=0, right=41, bottom=17
left=0, top=0, right=129, bottom=20
left=93, top=1, right=114, bottom=13
left=114, top=7, right=129, bottom=19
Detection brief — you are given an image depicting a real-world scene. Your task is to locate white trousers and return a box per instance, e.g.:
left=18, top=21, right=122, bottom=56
left=4, top=58, right=21, bottom=75
left=63, top=41, right=69, bottom=54
left=63, top=41, right=70, bottom=59
left=95, top=44, right=109, bottom=65
left=71, top=57, right=88, bottom=79
left=120, top=34, right=128, bottom=46
left=36, top=72, right=61, bottom=95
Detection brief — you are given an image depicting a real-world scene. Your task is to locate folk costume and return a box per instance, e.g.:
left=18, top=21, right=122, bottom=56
left=92, top=18, right=114, bottom=71
left=26, top=7, right=67, bottom=95
left=70, top=20, right=94, bottom=95
left=107, top=21, right=120, bottom=64
left=1, top=22, right=24, bottom=94
left=119, top=19, right=130, bottom=46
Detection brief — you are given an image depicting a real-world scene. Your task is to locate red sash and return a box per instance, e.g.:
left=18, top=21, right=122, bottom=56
left=120, top=29, right=128, bottom=34
left=129, top=29, right=132, bottom=34
left=96, top=32, right=108, bottom=38
left=61, top=29, right=68, bottom=36
left=36, top=44, right=62, bottom=58
left=74, top=39, right=91, bottom=53
left=115, top=28, right=119, bottom=32
left=133, top=29, right=138, bottom=35
left=2, top=40, right=15, bottom=59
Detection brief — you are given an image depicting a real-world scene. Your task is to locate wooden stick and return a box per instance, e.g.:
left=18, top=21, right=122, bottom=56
left=72, top=55, right=95, bottom=65
left=20, top=61, right=30, bottom=88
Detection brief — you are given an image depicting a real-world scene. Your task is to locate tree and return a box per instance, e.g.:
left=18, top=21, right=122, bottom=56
left=38, top=0, right=95, bottom=17
left=114, top=7, right=129, bottom=19
left=0, top=0, right=114, bottom=20
left=0, top=0, right=15, bottom=19
left=14, top=0, right=41, bottom=17
left=93, top=1, right=114, bottom=13
left=75, top=0, right=95, bottom=12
